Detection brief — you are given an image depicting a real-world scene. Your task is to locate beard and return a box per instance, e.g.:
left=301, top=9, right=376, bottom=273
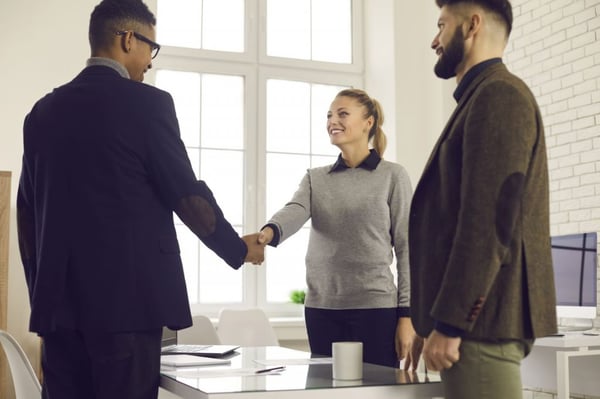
left=434, top=26, right=465, bottom=79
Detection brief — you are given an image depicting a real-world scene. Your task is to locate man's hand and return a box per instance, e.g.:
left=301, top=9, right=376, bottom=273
left=422, top=329, right=461, bottom=371
left=242, top=233, right=265, bottom=265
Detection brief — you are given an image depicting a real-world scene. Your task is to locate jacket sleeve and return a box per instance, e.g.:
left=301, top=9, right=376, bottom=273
left=175, top=181, right=247, bottom=269
left=16, top=154, right=37, bottom=301
left=145, top=90, right=247, bottom=269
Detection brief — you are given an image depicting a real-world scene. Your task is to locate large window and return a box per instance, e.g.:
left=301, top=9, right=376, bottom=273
left=150, top=0, right=363, bottom=317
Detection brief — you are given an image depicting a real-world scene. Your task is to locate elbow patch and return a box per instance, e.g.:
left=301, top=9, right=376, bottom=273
left=176, top=196, right=217, bottom=238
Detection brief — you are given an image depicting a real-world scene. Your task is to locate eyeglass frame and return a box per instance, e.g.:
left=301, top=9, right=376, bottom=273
left=115, top=30, right=161, bottom=59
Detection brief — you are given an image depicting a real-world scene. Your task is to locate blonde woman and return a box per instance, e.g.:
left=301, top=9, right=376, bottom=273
left=259, top=89, right=416, bottom=368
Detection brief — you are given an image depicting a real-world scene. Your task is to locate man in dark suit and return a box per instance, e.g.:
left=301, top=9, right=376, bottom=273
left=408, top=1, right=557, bottom=398
left=16, top=1, right=264, bottom=398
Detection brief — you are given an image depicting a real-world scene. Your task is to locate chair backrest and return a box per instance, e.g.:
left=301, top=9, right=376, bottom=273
left=177, top=315, right=221, bottom=345
left=0, top=330, right=41, bottom=398
left=217, top=308, right=279, bottom=346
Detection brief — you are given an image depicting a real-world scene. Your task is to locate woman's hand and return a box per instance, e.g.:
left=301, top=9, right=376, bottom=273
left=395, top=317, right=418, bottom=368
left=258, top=226, right=274, bottom=245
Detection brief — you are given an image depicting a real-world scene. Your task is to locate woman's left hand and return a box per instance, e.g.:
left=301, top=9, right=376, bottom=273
left=395, top=317, right=421, bottom=370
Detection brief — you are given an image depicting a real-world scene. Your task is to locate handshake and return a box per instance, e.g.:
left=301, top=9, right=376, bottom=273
left=241, top=227, right=275, bottom=265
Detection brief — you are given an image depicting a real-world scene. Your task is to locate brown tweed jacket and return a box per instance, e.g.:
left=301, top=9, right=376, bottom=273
left=409, top=62, right=557, bottom=340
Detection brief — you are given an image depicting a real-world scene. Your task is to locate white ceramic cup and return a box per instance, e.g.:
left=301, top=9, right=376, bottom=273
left=332, top=341, right=363, bottom=380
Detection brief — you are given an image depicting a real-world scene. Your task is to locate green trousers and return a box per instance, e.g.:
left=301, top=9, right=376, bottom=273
left=440, top=339, right=532, bottom=399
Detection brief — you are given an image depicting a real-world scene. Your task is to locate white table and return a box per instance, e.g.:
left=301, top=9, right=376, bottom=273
left=160, top=346, right=443, bottom=398
left=521, top=332, right=600, bottom=399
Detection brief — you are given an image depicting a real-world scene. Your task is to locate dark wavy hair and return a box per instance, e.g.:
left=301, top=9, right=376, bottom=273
left=89, top=0, right=156, bottom=53
left=435, top=0, right=513, bottom=36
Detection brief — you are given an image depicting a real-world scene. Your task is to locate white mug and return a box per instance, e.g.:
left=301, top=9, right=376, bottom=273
left=332, top=341, right=363, bottom=380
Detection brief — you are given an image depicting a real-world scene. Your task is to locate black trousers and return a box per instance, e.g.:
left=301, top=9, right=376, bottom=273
left=304, top=307, right=399, bottom=368
left=41, top=328, right=162, bottom=399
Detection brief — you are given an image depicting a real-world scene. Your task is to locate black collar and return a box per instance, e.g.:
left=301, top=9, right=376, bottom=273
left=453, top=58, right=502, bottom=102
left=329, top=149, right=381, bottom=173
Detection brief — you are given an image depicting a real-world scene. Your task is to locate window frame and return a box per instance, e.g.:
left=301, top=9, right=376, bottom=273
left=149, top=0, right=365, bottom=319
left=257, top=0, right=363, bottom=73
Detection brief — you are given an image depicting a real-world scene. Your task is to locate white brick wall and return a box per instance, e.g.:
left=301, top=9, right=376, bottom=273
left=506, top=0, right=600, bottom=330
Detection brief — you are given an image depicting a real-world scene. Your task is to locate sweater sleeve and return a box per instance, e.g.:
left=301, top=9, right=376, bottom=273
left=267, top=171, right=312, bottom=244
left=389, top=164, right=413, bottom=309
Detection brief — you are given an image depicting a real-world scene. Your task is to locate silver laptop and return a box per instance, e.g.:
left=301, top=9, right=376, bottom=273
left=160, top=327, right=239, bottom=358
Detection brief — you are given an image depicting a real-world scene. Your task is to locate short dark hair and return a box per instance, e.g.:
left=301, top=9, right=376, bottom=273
left=435, top=0, right=513, bottom=36
left=89, top=0, right=156, bottom=53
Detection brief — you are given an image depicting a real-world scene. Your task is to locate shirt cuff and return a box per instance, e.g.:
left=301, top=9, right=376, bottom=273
left=434, top=320, right=464, bottom=338
left=397, top=307, right=410, bottom=318
left=261, top=223, right=281, bottom=247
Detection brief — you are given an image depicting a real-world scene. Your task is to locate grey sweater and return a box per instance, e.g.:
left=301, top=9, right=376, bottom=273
left=267, top=155, right=412, bottom=310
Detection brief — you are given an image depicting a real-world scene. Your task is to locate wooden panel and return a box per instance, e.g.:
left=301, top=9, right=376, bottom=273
left=0, top=171, right=11, bottom=399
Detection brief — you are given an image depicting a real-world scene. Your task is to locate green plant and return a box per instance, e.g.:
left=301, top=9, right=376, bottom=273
left=290, top=289, right=306, bottom=304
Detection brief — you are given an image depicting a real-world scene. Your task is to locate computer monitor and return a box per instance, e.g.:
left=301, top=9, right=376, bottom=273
left=551, top=232, right=598, bottom=323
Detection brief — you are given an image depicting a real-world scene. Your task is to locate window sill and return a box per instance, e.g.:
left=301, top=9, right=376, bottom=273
left=205, top=315, right=307, bottom=341
left=271, top=316, right=307, bottom=341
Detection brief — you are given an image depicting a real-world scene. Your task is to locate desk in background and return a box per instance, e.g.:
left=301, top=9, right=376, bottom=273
left=521, top=332, right=600, bottom=399
left=160, top=346, right=443, bottom=399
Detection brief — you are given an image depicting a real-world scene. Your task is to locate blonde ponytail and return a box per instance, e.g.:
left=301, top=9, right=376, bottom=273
left=370, top=98, right=387, bottom=157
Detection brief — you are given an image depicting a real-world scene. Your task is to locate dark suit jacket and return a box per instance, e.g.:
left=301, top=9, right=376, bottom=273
left=17, top=65, right=247, bottom=334
left=409, top=63, right=557, bottom=340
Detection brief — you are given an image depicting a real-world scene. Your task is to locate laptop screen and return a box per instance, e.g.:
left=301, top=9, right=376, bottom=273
left=160, top=326, right=239, bottom=357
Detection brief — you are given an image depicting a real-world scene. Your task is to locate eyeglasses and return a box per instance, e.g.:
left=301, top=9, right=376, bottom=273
left=115, top=30, right=161, bottom=59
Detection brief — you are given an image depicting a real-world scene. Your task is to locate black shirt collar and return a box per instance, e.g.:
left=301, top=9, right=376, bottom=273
left=453, top=58, right=502, bottom=102
left=329, top=149, right=381, bottom=173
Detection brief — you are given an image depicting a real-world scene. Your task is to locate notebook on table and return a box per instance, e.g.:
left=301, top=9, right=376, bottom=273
left=160, top=354, right=231, bottom=368
left=160, top=327, right=239, bottom=358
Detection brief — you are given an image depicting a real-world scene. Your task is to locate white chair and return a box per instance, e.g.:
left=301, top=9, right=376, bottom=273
left=217, top=308, right=279, bottom=346
left=0, top=330, right=41, bottom=398
left=177, top=315, right=221, bottom=345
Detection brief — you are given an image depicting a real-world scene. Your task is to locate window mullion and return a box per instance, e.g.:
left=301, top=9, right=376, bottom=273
left=151, top=0, right=364, bottom=317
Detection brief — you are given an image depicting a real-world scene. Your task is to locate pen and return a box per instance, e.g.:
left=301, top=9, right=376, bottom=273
left=255, top=366, right=286, bottom=374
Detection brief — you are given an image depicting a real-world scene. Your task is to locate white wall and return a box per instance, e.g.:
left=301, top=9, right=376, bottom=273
left=364, top=1, right=452, bottom=184
left=363, top=0, right=399, bottom=162
left=392, top=2, right=455, bottom=184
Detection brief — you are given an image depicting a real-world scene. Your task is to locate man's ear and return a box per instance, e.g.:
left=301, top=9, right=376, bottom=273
left=119, top=31, right=133, bottom=53
left=465, top=13, right=482, bottom=38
